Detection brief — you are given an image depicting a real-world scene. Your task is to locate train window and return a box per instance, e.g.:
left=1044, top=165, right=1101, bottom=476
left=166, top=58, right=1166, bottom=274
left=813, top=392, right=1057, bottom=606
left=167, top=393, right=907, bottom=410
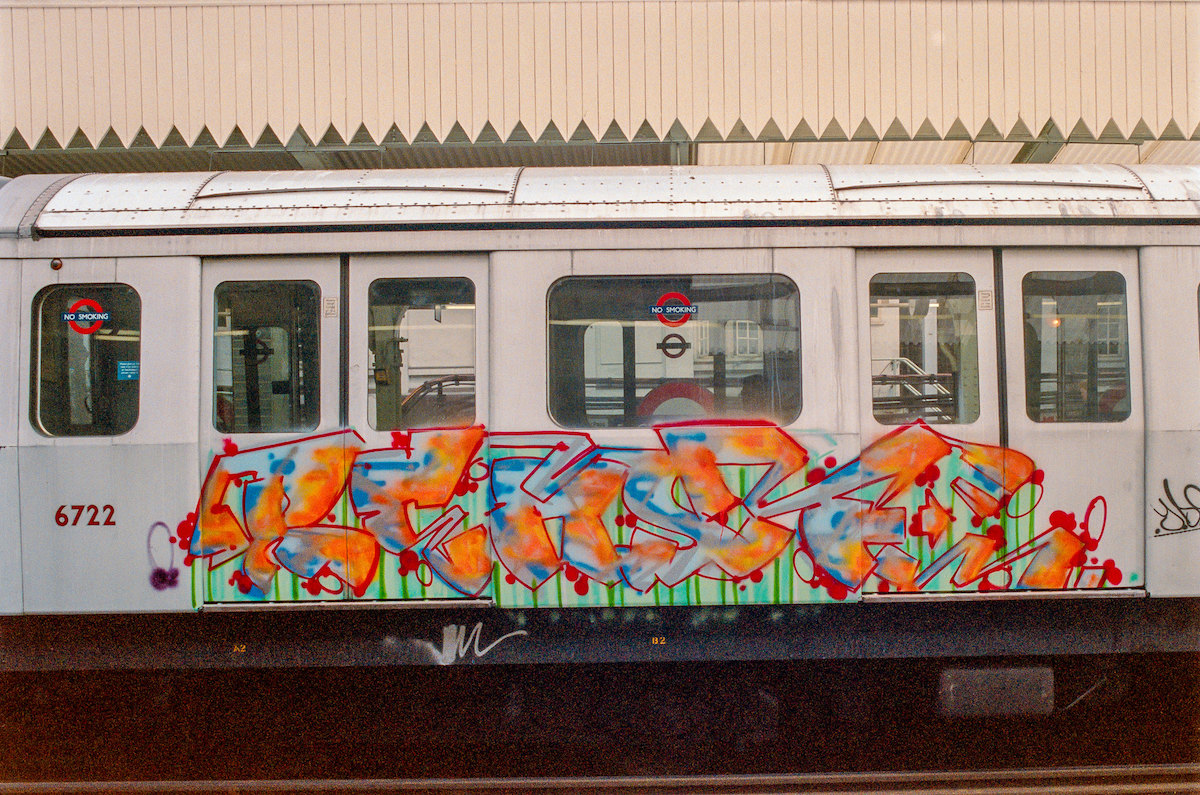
left=547, top=275, right=801, bottom=428
left=213, top=281, right=320, bottom=433
left=869, top=273, right=980, bottom=425
left=367, top=277, right=475, bottom=430
left=1023, top=271, right=1130, bottom=423
left=31, top=284, right=141, bottom=436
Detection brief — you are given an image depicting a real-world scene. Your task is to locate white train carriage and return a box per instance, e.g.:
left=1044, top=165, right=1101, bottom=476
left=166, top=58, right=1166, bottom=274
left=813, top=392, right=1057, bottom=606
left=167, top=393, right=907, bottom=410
left=0, top=165, right=1199, bottom=671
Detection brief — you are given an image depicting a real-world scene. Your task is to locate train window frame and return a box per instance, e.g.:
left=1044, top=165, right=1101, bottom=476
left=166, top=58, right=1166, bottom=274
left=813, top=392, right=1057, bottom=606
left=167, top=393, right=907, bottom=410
left=213, top=280, right=321, bottom=434
left=868, top=271, right=981, bottom=426
left=1022, top=270, right=1131, bottom=424
left=546, top=274, right=802, bottom=429
left=366, top=276, right=477, bottom=431
left=30, top=283, right=142, bottom=437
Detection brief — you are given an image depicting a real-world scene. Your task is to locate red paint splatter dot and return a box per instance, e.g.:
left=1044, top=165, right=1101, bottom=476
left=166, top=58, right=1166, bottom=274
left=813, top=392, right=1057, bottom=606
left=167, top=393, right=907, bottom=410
left=1032, top=470, right=1045, bottom=485
left=1091, top=557, right=1099, bottom=564
left=573, top=577, right=590, bottom=596
left=1069, top=548, right=1088, bottom=568
left=915, top=464, right=941, bottom=488
left=615, top=515, right=626, bottom=527
left=504, top=573, right=517, bottom=585
left=970, top=515, right=983, bottom=528
left=1103, top=561, right=1122, bottom=586
left=468, top=482, right=479, bottom=493
left=326, top=513, right=336, bottom=523
left=454, top=482, right=467, bottom=496
left=824, top=456, right=837, bottom=469
left=183, top=554, right=195, bottom=566
left=563, top=565, right=579, bottom=582
left=230, top=570, right=254, bottom=595
left=301, top=578, right=323, bottom=595
left=878, top=581, right=891, bottom=593
left=175, top=513, right=197, bottom=551
left=986, top=525, right=1007, bottom=548
left=979, top=574, right=1006, bottom=592
left=739, top=585, right=746, bottom=591
left=1049, top=510, right=1076, bottom=532
left=749, top=569, right=764, bottom=583
left=398, top=550, right=420, bottom=575
left=811, top=568, right=848, bottom=601
left=221, top=439, right=238, bottom=456
left=806, top=468, right=826, bottom=485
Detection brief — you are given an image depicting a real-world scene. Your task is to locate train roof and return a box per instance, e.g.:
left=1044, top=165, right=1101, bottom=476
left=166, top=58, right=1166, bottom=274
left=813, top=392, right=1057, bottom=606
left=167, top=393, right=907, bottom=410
left=3, top=164, right=1200, bottom=236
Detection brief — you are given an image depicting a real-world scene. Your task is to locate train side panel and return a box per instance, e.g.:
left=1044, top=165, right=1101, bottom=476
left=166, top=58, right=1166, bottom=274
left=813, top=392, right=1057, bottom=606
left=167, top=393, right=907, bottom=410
left=0, top=259, right=21, bottom=613
left=1143, top=246, right=1200, bottom=596
left=18, top=256, right=199, bottom=613
left=1001, top=249, right=1145, bottom=591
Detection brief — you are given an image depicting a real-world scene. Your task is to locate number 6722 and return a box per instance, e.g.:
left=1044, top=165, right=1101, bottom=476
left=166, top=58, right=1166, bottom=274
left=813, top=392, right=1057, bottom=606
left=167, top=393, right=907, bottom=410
left=54, top=504, right=116, bottom=527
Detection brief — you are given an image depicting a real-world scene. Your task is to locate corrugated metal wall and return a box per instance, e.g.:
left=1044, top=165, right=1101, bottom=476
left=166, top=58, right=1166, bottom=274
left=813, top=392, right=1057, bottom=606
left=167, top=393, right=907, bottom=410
left=2, top=0, right=1198, bottom=153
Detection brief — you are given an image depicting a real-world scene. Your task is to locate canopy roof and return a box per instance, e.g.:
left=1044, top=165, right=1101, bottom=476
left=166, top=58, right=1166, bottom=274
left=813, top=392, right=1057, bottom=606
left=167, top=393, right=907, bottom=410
left=2, top=0, right=1199, bottom=176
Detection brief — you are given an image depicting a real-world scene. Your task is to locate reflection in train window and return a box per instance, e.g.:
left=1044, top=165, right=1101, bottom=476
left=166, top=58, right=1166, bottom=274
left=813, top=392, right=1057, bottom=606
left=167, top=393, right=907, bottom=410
left=869, top=272, right=979, bottom=425
left=548, top=275, right=800, bottom=428
left=213, top=281, right=320, bottom=433
left=31, top=283, right=141, bottom=436
left=368, top=278, right=475, bottom=430
left=1023, top=271, right=1130, bottom=423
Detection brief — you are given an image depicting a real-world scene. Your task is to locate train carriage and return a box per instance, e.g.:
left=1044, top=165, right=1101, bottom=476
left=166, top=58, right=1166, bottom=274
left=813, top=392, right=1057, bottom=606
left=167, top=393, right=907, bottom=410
left=1, top=165, right=1199, bottom=686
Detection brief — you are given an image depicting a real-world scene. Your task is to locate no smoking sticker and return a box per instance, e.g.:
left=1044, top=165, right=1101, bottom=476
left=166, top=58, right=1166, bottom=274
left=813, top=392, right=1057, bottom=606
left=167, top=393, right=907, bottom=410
left=61, top=298, right=109, bottom=334
left=649, top=292, right=697, bottom=327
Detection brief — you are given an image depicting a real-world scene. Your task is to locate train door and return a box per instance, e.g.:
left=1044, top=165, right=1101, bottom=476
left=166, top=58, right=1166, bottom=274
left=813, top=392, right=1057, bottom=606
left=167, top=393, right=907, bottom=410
left=1141, top=247, right=1200, bottom=596
left=0, top=260, right=20, bottom=613
left=347, top=254, right=490, bottom=601
left=197, top=257, right=343, bottom=604
left=19, top=256, right=200, bottom=613
left=1001, top=249, right=1143, bottom=591
left=856, top=249, right=1003, bottom=594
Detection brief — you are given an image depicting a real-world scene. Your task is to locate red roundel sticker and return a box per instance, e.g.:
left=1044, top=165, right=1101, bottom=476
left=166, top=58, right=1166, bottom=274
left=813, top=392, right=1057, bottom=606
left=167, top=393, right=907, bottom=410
left=63, top=298, right=108, bottom=335
left=650, top=292, right=697, bottom=327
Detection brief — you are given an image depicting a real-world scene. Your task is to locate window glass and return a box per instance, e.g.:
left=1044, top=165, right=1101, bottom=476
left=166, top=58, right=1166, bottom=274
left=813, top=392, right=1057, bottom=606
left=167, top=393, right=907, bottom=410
left=368, top=277, right=475, bottom=430
left=869, top=272, right=979, bottom=425
left=548, top=275, right=801, bottom=427
left=214, top=281, right=320, bottom=433
left=31, top=283, right=141, bottom=436
left=1023, top=271, right=1130, bottom=423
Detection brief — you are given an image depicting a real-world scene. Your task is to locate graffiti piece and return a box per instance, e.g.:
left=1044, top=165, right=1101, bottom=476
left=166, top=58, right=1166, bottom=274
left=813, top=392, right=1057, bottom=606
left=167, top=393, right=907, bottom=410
left=188, top=418, right=1122, bottom=605
left=1153, top=480, right=1200, bottom=536
left=756, top=422, right=1107, bottom=596
left=352, top=427, right=486, bottom=555
left=191, top=430, right=368, bottom=597
left=417, top=507, right=493, bottom=596
left=428, top=622, right=530, bottom=665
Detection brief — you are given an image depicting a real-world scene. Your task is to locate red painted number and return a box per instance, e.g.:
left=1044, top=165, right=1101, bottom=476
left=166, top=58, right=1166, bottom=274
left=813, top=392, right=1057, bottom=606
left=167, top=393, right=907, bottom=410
left=55, top=505, right=116, bottom=527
